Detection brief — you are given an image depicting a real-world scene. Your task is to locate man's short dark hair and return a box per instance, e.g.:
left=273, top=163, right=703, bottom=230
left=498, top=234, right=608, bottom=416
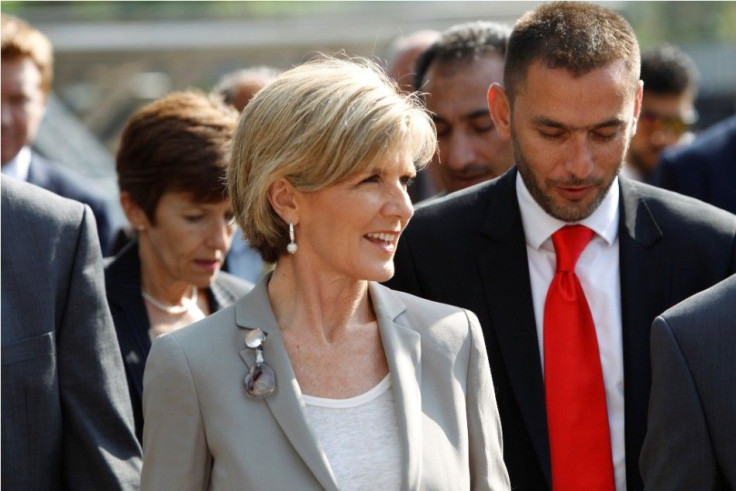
left=504, top=1, right=640, bottom=104
left=640, top=44, right=699, bottom=96
left=413, top=21, right=511, bottom=92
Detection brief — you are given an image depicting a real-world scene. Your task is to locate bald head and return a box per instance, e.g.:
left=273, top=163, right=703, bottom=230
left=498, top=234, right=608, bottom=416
left=386, top=30, right=441, bottom=93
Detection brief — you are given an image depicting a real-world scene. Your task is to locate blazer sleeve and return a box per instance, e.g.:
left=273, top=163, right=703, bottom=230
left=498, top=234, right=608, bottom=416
left=464, top=309, right=511, bottom=490
left=141, top=332, right=212, bottom=491
left=59, top=205, right=142, bottom=490
left=639, top=317, right=721, bottom=490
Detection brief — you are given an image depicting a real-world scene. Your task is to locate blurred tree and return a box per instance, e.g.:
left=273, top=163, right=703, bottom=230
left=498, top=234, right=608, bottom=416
left=623, top=1, right=736, bottom=47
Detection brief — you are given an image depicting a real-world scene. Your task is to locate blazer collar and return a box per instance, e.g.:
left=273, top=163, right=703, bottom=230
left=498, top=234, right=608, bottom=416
left=369, top=282, right=423, bottom=490
left=234, top=277, right=422, bottom=490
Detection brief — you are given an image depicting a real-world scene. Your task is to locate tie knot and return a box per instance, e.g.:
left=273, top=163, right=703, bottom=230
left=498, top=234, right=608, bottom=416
left=551, top=225, right=594, bottom=272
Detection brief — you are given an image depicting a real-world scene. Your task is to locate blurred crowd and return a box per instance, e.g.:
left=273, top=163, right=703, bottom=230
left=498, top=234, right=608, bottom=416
left=2, top=3, right=735, bottom=490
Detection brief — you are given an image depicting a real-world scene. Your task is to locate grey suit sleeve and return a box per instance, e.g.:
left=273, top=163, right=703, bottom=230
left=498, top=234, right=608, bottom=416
left=60, top=206, right=142, bottom=490
left=465, top=310, right=511, bottom=491
left=141, top=333, right=211, bottom=491
left=640, top=317, right=720, bottom=490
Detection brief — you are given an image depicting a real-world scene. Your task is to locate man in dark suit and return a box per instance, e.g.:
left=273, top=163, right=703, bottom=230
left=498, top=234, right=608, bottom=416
left=652, top=114, right=736, bottom=215
left=640, top=274, right=736, bottom=489
left=1, top=14, right=116, bottom=254
left=387, top=3, right=736, bottom=490
left=1, top=176, right=142, bottom=489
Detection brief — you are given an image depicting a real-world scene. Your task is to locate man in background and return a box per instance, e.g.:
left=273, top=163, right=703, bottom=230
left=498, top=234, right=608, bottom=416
left=2, top=176, right=142, bottom=490
left=212, top=65, right=281, bottom=112
left=1, top=14, right=116, bottom=254
left=623, top=44, right=699, bottom=182
left=387, top=3, right=736, bottom=489
left=385, top=29, right=441, bottom=94
left=385, top=29, right=441, bottom=202
left=652, top=114, right=736, bottom=215
left=414, top=21, right=514, bottom=195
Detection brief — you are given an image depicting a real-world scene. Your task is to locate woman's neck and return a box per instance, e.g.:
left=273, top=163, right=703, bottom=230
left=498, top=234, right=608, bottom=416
left=138, top=241, right=196, bottom=305
left=267, top=259, right=374, bottom=343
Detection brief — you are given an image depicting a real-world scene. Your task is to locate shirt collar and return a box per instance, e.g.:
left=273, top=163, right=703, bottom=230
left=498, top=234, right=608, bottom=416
left=1, top=146, right=32, bottom=182
left=516, top=171, right=620, bottom=250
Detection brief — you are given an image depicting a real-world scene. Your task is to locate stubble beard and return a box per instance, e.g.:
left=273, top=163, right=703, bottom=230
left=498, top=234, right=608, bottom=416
left=512, top=136, right=621, bottom=222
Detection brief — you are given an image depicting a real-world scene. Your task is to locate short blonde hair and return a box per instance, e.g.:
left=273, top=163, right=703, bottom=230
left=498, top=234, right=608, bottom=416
left=228, top=56, right=436, bottom=263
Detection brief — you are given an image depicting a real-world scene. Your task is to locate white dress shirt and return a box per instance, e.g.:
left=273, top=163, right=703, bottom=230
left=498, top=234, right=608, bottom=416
left=1, top=146, right=31, bottom=181
left=516, top=173, right=626, bottom=490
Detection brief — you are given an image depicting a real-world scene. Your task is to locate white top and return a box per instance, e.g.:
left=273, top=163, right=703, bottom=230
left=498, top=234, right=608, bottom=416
left=516, top=173, right=626, bottom=490
left=303, top=375, right=401, bottom=491
left=1, top=146, right=31, bottom=181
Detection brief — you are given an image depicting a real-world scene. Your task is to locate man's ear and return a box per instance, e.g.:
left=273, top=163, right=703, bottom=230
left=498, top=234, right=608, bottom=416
left=488, top=83, right=512, bottom=141
left=119, top=191, right=149, bottom=231
left=267, top=177, right=299, bottom=225
left=631, top=80, right=644, bottom=134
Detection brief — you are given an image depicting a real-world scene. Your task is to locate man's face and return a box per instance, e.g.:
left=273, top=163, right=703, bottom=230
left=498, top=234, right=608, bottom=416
left=492, top=59, right=641, bottom=222
left=424, top=54, right=513, bottom=193
left=627, top=90, right=695, bottom=177
left=1, top=56, right=47, bottom=165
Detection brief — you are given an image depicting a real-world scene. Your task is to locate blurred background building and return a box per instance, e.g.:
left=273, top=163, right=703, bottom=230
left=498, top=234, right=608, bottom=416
left=3, top=1, right=735, bottom=226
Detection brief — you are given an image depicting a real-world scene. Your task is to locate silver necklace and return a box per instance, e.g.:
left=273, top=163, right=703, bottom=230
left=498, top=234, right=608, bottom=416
left=142, top=286, right=198, bottom=315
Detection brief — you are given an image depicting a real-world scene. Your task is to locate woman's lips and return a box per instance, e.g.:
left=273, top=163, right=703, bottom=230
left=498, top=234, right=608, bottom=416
left=194, top=259, right=221, bottom=273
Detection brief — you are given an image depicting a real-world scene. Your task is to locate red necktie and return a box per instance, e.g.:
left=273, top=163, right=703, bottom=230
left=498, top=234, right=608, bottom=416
left=544, top=225, right=615, bottom=490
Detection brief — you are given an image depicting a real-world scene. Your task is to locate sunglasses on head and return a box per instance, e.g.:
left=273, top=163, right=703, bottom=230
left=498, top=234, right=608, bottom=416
left=243, top=328, right=276, bottom=398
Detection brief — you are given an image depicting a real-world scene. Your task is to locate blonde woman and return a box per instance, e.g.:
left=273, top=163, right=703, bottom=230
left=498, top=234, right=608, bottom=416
left=141, top=57, right=509, bottom=490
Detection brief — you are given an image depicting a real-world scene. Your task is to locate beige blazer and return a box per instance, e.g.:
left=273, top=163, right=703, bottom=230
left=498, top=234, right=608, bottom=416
left=141, top=277, right=509, bottom=490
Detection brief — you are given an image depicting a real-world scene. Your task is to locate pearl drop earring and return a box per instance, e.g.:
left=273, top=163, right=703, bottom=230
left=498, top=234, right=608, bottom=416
left=287, top=222, right=297, bottom=254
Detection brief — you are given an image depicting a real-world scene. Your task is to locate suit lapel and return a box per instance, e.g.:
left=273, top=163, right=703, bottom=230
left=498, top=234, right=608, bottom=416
left=370, top=283, right=422, bottom=491
left=618, top=178, right=667, bottom=489
left=105, top=242, right=151, bottom=400
left=477, top=169, right=551, bottom=486
left=234, top=277, right=339, bottom=491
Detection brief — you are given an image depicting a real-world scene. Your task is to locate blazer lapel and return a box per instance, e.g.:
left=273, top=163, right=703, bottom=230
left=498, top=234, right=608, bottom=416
left=234, top=277, right=339, bottom=491
left=105, top=242, right=151, bottom=399
left=477, top=169, right=551, bottom=486
left=369, top=283, right=422, bottom=491
left=617, top=178, right=667, bottom=489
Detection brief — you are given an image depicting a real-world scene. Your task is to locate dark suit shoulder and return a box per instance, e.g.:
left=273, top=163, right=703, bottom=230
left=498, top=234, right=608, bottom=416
left=413, top=179, right=495, bottom=225
left=623, top=179, right=736, bottom=231
left=404, top=172, right=514, bottom=248
left=2, top=176, right=86, bottom=228
left=659, top=274, right=736, bottom=337
left=661, top=115, right=736, bottom=169
left=29, top=153, right=109, bottom=208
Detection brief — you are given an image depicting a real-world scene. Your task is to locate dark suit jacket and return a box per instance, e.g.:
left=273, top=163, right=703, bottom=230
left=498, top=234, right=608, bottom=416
left=386, top=167, right=736, bottom=490
left=27, top=150, right=117, bottom=255
left=1, top=176, right=141, bottom=490
left=105, top=240, right=253, bottom=442
left=652, top=115, right=736, bottom=215
left=640, top=273, right=736, bottom=490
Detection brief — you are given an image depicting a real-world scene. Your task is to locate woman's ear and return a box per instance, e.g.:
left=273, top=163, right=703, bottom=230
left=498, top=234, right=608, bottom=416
left=120, top=191, right=150, bottom=232
left=267, top=178, right=299, bottom=225
left=487, top=83, right=512, bottom=141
